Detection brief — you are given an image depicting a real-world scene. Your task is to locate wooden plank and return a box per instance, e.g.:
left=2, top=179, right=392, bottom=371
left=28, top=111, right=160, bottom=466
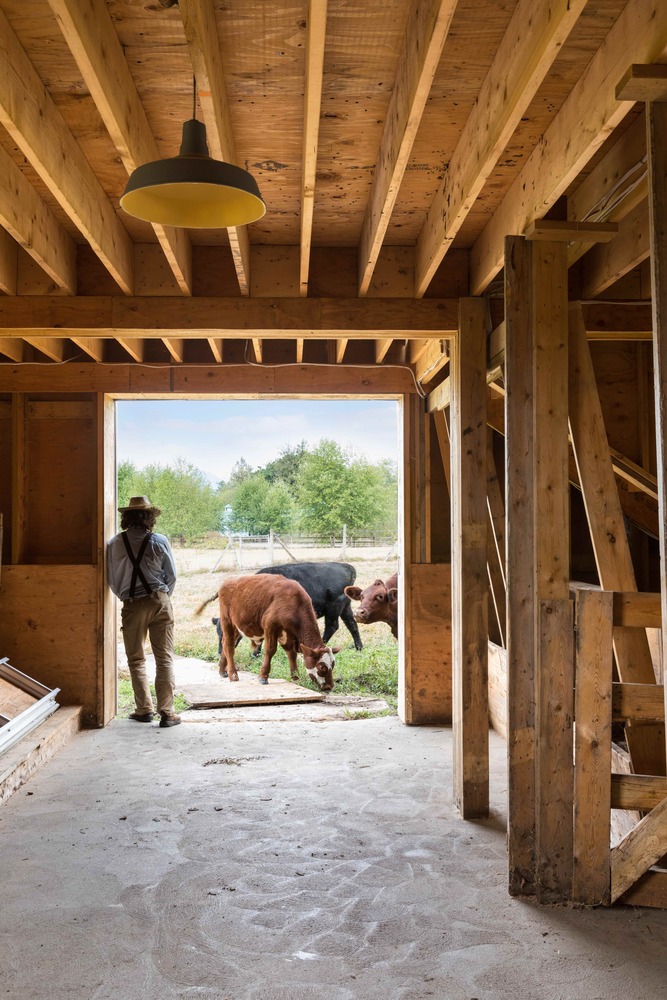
left=0, top=144, right=76, bottom=293
left=612, top=773, right=667, bottom=810
left=177, top=670, right=324, bottom=708
left=300, top=0, right=328, bottom=296
left=116, top=338, right=145, bottom=363
left=416, top=0, right=586, bottom=295
left=573, top=590, right=613, bottom=906
left=207, top=338, right=223, bottom=363
left=525, top=219, right=618, bottom=243
left=179, top=0, right=251, bottom=295
left=22, top=338, right=67, bottom=363
left=504, top=236, right=536, bottom=896
left=568, top=302, right=665, bottom=775
left=98, top=393, right=116, bottom=724
left=647, top=97, right=667, bottom=783
left=613, top=591, right=662, bottom=628
left=0, top=338, right=24, bottom=363
left=488, top=641, right=507, bottom=740
left=11, top=395, right=26, bottom=565
left=619, top=869, right=667, bottom=908
left=450, top=297, right=488, bottom=819
left=47, top=0, right=193, bottom=295
left=616, top=64, right=667, bottom=103
left=0, top=706, right=81, bottom=807
left=611, top=795, right=667, bottom=902
left=614, top=683, right=666, bottom=722
left=406, top=563, right=453, bottom=724
left=358, top=0, right=456, bottom=295
left=162, top=338, right=185, bottom=364
left=609, top=448, right=658, bottom=501
left=0, top=296, right=459, bottom=338
left=537, top=598, right=575, bottom=903
left=374, top=339, right=393, bottom=364
left=70, top=337, right=105, bottom=363
left=0, top=6, right=134, bottom=294
left=335, top=340, right=347, bottom=364
left=470, top=0, right=667, bottom=295
left=486, top=434, right=506, bottom=647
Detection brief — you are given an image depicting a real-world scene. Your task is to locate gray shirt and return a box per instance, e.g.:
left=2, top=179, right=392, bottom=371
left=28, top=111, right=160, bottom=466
left=107, top=527, right=177, bottom=601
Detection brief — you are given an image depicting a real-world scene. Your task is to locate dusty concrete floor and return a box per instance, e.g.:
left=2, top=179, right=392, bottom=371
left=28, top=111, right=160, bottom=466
left=1, top=716, right=667, bottom=1000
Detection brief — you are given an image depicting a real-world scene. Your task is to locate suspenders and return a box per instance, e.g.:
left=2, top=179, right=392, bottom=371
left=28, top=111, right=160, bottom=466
left=120, top=532, right=153, bottom=599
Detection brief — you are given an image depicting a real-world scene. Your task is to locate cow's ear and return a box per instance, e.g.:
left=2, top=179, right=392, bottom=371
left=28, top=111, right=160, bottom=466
left=332, top=646, right=342, bottom=655
left=374, top=579, right=384, bottom=586
left=344, top=586, right=362, bottom=601
left=387, top=588, right=398, bottom=603
left=300, top=643, right=314, bottom=657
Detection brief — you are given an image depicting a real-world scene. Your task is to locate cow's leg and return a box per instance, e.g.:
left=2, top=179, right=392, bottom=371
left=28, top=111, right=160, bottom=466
left=259, top=632, right=278, bottom=685
left=221, top=622, right=240, bottom=682
left=251, top=639, right=263, bottom=658
left=341, top=598, right=363, bottom=650
left=283, top=639, right=300, bottom=682
left=322, top=606, right=338, bottom=645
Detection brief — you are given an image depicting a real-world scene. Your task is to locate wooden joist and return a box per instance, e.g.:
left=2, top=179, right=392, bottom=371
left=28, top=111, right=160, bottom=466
left=0, top=6, right=134, bottom=294
left=611, top=773, right=667, bottom=811
left=178, top=0, right=251, bottom=295
left=613, top=683, right=666, bottom=722
left=470, top=0, right=667, bottom=295
left=524, top=219, right=618, bottom=243
left=47, top=0, right=193, bottom=296
left=300, top=0, right=328, bottom=297
left=416, top=0, right=586, bottom=296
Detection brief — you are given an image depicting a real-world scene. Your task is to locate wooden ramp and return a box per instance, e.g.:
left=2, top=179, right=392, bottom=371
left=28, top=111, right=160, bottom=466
left=176, top=670, right=325, bottom=710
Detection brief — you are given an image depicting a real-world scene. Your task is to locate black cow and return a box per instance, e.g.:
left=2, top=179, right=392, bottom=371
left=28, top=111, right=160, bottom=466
left=211, top=561, right=363, bottom=655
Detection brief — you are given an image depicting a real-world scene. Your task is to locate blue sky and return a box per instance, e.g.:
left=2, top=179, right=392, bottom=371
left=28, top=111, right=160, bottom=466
left=116, top=399, right=399, bottom=484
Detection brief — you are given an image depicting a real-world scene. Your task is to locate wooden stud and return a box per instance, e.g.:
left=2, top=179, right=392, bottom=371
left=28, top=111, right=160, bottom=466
left=300, top=0, right=328, bottom=296
left=11, top=395, right=26, bottom=565
left=525, top=219, right=618, bottom=243
left=504, top=235, right=536, bottom=895
left=450, top=298, right=488, bottom=819
left=647, top=98, right=667, bottom=773
left=573, top=589, right=613, bottom=906
left=611, top=796, right=667, bottom=902
left=98, top=393, right=116, bottom=725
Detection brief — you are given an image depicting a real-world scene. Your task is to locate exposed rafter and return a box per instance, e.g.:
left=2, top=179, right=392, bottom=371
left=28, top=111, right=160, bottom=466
left=300, top=0, right=328, bottom=297
left=179, top=0, right=251, bottom=296
left=469, top=0, right=667, bottom=295
left=0, top=5, right=134, bottom=294
left=416, top=0, right=586, bottom=296
left=0, top=144, right=77, bottom=293
left=358, top=0, right=456, bottom=296
left=47, top=0, right=193, bottom=295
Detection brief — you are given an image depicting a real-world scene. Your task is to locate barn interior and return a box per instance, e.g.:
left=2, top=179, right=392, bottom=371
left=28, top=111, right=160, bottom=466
left=2, top=0, right=667, bottom=990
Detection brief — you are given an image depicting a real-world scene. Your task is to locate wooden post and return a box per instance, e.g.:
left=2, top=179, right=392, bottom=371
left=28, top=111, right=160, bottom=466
left=450, top=297, right=488, bottom=818
left=573, top=589, right=613, bottom=906
left=10, top=394, right=26, bottom=565
left=505, top=236, right=572, bottom=900
left=98, top=393, right=116, bottom=725
left=647, top=98, right=667, bottom=765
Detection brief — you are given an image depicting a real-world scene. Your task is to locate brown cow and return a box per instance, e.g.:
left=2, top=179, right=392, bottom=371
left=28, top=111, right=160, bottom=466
left=344, top=573, right=399, bottom=639
left=196, top=574, right=339, bottom=690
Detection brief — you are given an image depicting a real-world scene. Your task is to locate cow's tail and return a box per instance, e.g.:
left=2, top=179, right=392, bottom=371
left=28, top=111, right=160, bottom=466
left=195, top=593, right=219, bottom=617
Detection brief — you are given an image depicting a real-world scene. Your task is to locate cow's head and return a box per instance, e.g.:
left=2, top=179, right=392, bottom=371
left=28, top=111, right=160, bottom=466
left=299, top=643, right=339, bottom=692
left=344, top=579, right=398, bottom=626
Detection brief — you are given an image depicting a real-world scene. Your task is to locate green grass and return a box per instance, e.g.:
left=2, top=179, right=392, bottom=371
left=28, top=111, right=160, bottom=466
left=117, top=678, right=190, bottom=719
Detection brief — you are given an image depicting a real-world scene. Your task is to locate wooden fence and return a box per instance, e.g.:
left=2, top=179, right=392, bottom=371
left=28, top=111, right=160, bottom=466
left=574, top=589, right=667, bottom=908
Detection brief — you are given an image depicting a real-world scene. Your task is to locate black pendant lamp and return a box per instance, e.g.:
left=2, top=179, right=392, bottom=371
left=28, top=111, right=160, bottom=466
left=120, top=82, right=265, bottom=229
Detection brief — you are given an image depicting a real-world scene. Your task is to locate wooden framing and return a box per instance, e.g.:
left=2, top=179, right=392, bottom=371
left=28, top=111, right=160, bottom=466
left=450, top=298, right=488, bottom=819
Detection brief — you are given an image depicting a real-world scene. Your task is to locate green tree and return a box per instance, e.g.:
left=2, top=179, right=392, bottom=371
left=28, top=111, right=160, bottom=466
left=128, top=458, right=222, bottom=542
left=262, top=442, right=308, bottom=489
left=117, top=460, right=138, bottom=511
left=228, top=473, right=296, bottom=534
left=295, top=439, right=396, bottom=536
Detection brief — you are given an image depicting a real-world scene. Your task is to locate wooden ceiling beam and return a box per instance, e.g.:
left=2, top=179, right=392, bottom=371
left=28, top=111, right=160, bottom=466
left=47, top=0, right=193, bottom=296
left=162, top=338, right=185, bottom=363
left=70, top=336, right=105, bottom=362
left=581, top=199, right=649, bottom=299
left=0, top=144, right=77, bottom=293
left=416, top=0, right=586, bottom=297
left=375, top=339, right=393, bottom=364
left=116, top=338, right=145, bottom=363
left=0, top=6, right=134, bottom=294
left=469, top=0, right=667, bottom=296
left=300, top=0, right=328, bottom=297
left=22, top=337, right=67, bottom=362
left=413, top=338, right=449, bottom=384
left=358, top=0, right=456, bottom=296
left=207, top=338, right=223, bottom=363
left=0, top=296, right=458, bottom=338
left=179, top=0, right=251, bottom=296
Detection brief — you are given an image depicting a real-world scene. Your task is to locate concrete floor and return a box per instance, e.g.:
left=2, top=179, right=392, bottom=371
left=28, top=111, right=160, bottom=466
left=1, top=716, right=667, bottom=1000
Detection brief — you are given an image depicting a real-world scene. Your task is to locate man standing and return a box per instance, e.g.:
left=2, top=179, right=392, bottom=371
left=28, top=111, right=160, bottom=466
left=107, top=495, right=181, bottom=728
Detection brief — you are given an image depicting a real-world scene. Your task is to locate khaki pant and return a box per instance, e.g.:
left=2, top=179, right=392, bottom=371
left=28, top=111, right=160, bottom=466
left=121, top=591, right=175, bottom=716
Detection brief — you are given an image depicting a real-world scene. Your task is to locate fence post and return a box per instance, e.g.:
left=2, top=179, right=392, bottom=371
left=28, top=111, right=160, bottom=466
left=341, top=524, right=347, bottom=559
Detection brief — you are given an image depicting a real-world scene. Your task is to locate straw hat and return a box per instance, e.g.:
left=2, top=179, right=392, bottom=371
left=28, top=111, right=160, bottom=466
left=118, top=495, right=162, bottom=516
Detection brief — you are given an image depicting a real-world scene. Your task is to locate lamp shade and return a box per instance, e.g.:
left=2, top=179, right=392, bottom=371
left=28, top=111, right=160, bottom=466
left=120, top=119, right=266, bottom=229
